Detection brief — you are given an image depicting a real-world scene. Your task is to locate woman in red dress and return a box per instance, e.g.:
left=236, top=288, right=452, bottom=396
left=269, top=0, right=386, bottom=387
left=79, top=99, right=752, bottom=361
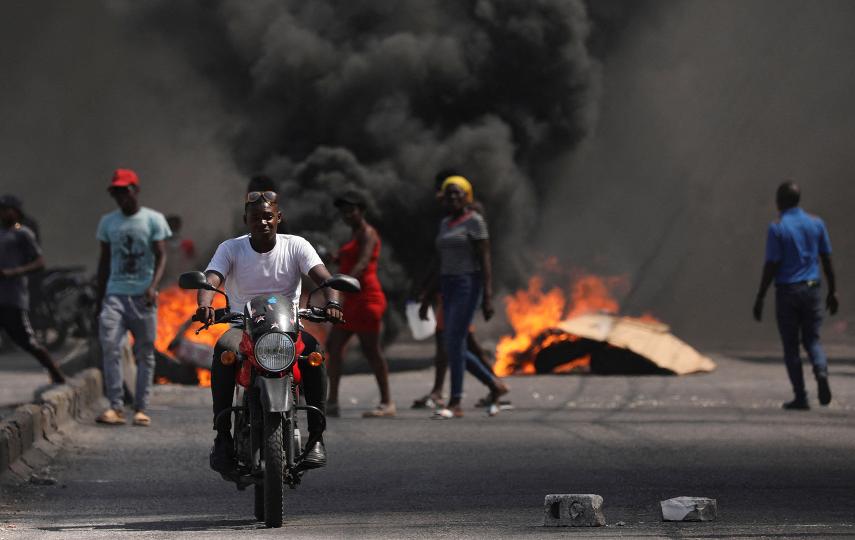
left=326, top=191, right=394, bottom=417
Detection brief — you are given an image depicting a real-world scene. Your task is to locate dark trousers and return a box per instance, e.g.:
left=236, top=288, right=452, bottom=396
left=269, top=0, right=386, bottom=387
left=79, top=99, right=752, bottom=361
left=0, top=305, right=42, bottom=354
left=0, top=305, right=62, bottom=382
left=775, top=282, right=828, bottom=399
left=212, top=328, right=327, bottom=434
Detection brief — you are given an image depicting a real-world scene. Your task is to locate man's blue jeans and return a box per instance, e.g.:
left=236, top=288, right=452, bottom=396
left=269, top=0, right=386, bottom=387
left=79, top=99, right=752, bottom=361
left=775, top=282, right=828, bottom=399
left=99, top=295, right=158, bottom=411
left=440, top=273, right=494, bottom=400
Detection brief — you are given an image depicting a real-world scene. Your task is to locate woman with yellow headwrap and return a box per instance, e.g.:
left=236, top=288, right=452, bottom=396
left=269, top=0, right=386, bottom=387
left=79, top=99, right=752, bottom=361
left=419, top=173, right=509, bottom=418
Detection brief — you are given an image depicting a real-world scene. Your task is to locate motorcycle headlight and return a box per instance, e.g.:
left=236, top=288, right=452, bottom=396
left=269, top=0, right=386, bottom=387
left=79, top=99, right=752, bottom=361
left=254, top=332, right=296, bottom=372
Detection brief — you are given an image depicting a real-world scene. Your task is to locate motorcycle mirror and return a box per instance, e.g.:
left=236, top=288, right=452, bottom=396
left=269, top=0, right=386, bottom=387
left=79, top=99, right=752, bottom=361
left=178, top=271, right=216, bottom=291
left=322, top=274, right=361, bottom=293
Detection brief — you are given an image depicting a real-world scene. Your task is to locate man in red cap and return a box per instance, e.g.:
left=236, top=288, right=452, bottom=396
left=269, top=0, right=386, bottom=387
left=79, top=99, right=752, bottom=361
left=94, top=169, right=171, bottom=426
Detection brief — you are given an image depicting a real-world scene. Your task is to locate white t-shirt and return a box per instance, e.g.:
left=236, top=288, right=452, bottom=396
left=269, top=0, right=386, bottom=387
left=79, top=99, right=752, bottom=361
left=205, top=234, right=323, bottom=313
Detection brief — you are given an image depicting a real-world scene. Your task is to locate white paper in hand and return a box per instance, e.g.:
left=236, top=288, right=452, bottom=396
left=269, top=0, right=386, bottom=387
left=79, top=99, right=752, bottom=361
left=405, top=301, right=436, bottom=340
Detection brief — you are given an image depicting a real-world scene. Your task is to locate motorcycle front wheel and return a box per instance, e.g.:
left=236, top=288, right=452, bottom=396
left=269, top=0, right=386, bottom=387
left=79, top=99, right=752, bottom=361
left=262, top=411, right=285, bottom=528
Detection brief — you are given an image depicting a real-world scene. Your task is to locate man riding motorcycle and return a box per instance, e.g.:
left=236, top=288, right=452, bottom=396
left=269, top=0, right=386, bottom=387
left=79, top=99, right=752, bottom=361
left=196, top=190, right=343, bottom=474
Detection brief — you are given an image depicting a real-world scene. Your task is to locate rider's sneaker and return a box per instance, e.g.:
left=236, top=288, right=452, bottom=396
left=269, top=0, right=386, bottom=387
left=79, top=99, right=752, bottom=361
left=209, top=432, right=236, bottom=473
left=95, top=408, right=126, bottom=425
left=362, top=402, right=396, bottom=418
left=302, top=439, right=327, bottom=469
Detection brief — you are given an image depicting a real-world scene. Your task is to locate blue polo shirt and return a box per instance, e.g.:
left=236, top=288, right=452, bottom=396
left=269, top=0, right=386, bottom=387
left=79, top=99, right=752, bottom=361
left=765, top=207, right=831, bottom=285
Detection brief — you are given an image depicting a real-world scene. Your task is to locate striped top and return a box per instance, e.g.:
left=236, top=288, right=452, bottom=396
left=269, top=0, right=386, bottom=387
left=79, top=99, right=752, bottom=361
left=436, top=211, right=489, bottom=276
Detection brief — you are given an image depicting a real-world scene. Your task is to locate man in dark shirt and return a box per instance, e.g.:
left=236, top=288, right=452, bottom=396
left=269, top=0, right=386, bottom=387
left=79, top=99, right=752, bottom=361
left=753, top=181, right=838, bottom=410
left=0, top=194, right=65, bottom=384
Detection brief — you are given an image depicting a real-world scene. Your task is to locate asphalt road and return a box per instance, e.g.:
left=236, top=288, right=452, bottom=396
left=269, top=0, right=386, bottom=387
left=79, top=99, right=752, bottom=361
left=2, top=353, right=854, bottom=539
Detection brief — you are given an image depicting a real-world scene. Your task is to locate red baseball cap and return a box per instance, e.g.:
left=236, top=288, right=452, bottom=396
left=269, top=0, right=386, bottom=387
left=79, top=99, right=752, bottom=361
left=109, top=168, right=139, bottom=188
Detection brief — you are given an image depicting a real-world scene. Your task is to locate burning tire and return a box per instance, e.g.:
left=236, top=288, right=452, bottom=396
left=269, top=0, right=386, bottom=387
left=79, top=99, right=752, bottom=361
left=263, top=411, right=284, bottom=528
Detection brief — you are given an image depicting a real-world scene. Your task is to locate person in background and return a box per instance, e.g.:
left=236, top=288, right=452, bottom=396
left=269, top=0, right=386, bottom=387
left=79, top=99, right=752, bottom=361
left=0, top=194, right=65, bottom=384
left=419, top=175, right=508, bottom=418
left=753, top=181, right=838, bottom=410
left=163, top=215, right=196, bottom=284
left=325, top=190, right=394, bottom=418
left=94, top=169, right=171, bottom=426
left=412, top=170, right=508, bottom=410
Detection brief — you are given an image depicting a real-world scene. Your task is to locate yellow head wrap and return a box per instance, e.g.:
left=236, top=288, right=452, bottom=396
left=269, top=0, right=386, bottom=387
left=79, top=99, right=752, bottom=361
left=440, top=175, right=473, bottom=203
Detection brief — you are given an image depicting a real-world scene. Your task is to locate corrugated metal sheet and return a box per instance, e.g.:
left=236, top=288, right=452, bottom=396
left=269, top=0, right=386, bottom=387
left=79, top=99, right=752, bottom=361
left=556, top=314, right=716, bottom=375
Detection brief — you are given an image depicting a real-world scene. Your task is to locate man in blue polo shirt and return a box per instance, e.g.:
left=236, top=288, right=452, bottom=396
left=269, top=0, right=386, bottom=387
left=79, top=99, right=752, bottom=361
left=753, top=181, right=838, bottom=410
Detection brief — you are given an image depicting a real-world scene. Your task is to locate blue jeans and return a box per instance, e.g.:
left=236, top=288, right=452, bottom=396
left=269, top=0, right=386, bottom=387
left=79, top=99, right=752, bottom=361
left=775, top=282, right=828, bottom=399
left=99, top=295, right=157, bottom=411
left=440, top=273, right=495, bottom=401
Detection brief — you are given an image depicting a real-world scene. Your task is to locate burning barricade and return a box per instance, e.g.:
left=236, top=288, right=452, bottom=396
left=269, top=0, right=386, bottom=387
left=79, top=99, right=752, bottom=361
left=495, top=275, right=715, bottom=376
left=153, top=285, right=227, bottom=386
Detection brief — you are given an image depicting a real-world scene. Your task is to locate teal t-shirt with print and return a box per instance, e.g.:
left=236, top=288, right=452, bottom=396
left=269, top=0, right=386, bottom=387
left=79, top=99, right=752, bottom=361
left=96, top=207, right=172, bottom=296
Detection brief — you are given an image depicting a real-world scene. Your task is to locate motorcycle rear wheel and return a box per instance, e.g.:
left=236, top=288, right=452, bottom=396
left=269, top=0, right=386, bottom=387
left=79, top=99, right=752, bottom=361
left=263, top=412, right=285, bottom=528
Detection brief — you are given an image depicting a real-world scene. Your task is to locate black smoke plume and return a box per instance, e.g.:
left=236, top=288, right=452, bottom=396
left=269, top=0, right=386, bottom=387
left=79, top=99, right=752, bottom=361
left=128, top=0, right=602, bottom=289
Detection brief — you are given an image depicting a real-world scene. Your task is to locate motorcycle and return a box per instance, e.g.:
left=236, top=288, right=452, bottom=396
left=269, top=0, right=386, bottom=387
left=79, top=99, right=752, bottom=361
left=177, top=270, right=359, bottom=528
left=29, top=267, right=97, bottom=351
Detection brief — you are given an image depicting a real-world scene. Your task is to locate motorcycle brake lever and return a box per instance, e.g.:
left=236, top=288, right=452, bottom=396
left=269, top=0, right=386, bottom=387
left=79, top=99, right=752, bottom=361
left=195, top=322, right=212, bottom=334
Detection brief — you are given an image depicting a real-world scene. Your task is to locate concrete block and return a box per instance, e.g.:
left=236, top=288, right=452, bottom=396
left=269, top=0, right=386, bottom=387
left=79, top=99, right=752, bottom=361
left=9, top=407, right=38, bottom=450
left=8, top=458, right=32, bottom=481
left=39, top=404, right=57, bottom=437
left=2, top=367, right=103, bottom=479
left=2, top=419, right=23, bottom=464
left=661, top=496, right=718, bottom=521
left=21, top=443, right=52, bottom=470
left=544, top=494, right=606, bottom=527
left=40, top=388, right=71, bottom=426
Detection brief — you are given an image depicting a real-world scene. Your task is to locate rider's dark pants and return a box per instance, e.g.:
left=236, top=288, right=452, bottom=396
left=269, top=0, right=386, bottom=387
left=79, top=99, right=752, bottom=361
left=212, top=328, right=327, bottom=435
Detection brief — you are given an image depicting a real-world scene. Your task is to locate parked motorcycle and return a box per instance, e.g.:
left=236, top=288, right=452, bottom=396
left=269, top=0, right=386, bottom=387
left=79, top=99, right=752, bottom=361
left=29, top=267, right=97, bottom=351
left=178, top=270, right=359, bottom=528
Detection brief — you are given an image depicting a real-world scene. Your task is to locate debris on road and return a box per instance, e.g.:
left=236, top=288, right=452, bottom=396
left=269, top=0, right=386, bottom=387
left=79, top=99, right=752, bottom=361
left=544, top=494, right=606, bottom=527
left=660, top=496, right=718, bottom=521
left=28, top=474, right=57, bottom=486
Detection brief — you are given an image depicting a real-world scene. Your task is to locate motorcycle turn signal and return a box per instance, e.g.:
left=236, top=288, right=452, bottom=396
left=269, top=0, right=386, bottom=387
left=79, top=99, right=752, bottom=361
left=220, top=350, right=237, bottom=366
left=307, top=351, right=324, bottom=367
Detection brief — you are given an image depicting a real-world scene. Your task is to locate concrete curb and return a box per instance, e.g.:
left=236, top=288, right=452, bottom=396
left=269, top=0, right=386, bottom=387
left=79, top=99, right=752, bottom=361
left=0, top=368, right=102, bottom=482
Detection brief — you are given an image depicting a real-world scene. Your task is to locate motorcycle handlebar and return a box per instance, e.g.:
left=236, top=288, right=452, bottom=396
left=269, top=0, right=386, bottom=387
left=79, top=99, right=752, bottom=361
left=191, top=308, right=241, bottom=333
left=298, top=307, right=329, bottom=324
left=192, top=306, right=341, bottom=330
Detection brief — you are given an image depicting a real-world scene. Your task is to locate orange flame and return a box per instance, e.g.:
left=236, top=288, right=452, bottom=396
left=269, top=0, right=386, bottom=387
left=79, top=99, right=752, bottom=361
left=154, top=285, right=227, bottom=385
left=196, top=367, right=212, bottom=387
left=494, top=273, right=636, bottom=376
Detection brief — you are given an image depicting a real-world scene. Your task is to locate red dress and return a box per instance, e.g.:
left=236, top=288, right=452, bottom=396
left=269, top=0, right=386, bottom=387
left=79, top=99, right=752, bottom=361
left=337, top=234, right=387, bottom=333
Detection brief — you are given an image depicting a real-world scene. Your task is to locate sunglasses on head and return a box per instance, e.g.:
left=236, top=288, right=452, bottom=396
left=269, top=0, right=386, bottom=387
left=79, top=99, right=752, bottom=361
left=246, top=191, right=278, bottom=203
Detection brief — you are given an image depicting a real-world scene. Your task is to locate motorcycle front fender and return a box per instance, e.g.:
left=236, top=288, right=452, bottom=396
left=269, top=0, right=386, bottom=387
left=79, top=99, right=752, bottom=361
left=255, top=374, right=292, bottom=413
